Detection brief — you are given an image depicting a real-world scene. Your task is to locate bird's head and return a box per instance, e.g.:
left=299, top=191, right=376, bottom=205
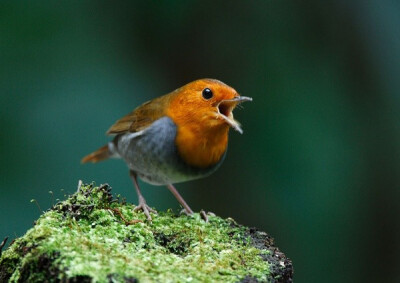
left=165, top=79, right=251, bottom=168
left=167, top=79, right=252, bottom=134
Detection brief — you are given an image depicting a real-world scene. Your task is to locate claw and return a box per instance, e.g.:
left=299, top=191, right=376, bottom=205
left=130, top=171, right=157, bottom=221
left=167, top=184, right=194, bottom=216
left=200, top=210, right=208, bottom=222
left=134, top=202, right=157, bottom=221
left=179, top=208, right=193, bottom=216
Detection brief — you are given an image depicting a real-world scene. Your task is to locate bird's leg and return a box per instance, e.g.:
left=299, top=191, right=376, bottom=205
left=129, top=171, right=157, bottom=221
left=166, top=184, right=194, bottom=216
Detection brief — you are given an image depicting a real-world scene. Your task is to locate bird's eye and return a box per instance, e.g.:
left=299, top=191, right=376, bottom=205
left=202, top=88, right=213, bottom=100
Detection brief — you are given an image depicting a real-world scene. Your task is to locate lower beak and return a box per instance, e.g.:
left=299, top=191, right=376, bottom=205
left=217, top=96, right=252, bottom=134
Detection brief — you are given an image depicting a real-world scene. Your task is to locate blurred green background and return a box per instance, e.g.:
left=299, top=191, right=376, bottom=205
left=1, top=1, right=399, bottom=282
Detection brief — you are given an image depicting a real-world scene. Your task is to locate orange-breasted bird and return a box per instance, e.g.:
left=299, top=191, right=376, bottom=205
left=82, top=79, right=252, bottom=221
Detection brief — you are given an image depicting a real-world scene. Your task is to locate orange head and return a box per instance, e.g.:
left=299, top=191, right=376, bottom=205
left=166, top=79, right=252, bottom=168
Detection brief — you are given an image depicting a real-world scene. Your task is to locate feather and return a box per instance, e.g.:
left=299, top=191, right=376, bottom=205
left=106, top=94, right=175, bottom=135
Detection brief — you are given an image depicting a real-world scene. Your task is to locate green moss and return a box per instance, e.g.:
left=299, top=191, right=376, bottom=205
left=0, top=183, right=290, bottom=282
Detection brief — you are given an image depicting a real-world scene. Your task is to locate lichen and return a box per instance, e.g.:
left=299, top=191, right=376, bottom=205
left=0, top=183, right=290, bottom=282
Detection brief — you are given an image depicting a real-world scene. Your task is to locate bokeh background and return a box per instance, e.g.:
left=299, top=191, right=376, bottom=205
left=1, top=1, right=399, bottom=282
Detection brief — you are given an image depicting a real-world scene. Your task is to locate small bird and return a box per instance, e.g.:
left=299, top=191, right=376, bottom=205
left=82, top=79, right=252, bottom=221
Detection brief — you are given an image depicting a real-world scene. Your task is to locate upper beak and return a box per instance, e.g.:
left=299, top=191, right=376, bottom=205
left=216, top=96, right=252, bottom=134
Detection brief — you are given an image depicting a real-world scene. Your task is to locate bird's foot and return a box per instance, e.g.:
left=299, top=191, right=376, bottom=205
left=134, top=201, right=157, bottom=221
left=179, top=208, right=193, bottom=216
left=200, top=210, right=208, bottom=222
left=179, top=209, right=208, bottom=222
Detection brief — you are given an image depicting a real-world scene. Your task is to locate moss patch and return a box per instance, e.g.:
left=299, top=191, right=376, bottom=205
left=0, top=183, right=292, bottom=282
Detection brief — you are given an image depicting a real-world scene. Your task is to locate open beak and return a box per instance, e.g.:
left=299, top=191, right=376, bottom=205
left=216, top=96, right=252, bottom=134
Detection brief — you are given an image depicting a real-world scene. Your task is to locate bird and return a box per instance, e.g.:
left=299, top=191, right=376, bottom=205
left=81, top=79, right=252, bottom=221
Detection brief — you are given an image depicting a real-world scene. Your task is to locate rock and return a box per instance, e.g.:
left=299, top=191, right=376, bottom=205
left=0, top=183, right=293, bottom=282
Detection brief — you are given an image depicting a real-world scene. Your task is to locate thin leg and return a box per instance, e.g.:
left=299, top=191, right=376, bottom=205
left=129, top=171, right=156, bottom=221
left=166, top=184, right=193, bottom=215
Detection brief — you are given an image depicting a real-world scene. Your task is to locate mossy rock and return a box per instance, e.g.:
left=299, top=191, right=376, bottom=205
left=0, top=183, right=293, bottom=282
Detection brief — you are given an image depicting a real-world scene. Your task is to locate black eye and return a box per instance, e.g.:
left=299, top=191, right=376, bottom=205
left=202, top=88, right=213, bottom=100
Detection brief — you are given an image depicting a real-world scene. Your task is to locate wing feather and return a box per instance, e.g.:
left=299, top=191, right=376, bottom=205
left=107, top=94, right=174, bottom=135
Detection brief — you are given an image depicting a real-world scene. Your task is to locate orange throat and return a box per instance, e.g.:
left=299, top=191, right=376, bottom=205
left=175, top=124, right=229, bottom=168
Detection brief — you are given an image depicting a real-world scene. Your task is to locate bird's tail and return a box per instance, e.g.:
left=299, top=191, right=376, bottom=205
left=81, top=144, right=110, bottom=163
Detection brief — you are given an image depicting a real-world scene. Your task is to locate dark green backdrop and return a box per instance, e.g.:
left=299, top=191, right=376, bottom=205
left=1, top=1, right=399, bottom=282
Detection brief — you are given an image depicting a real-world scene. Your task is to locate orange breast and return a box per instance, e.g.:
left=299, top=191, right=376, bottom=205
left=174, top=124, right=229, bottom=168
left=166, top=91, right=230, bottom=168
